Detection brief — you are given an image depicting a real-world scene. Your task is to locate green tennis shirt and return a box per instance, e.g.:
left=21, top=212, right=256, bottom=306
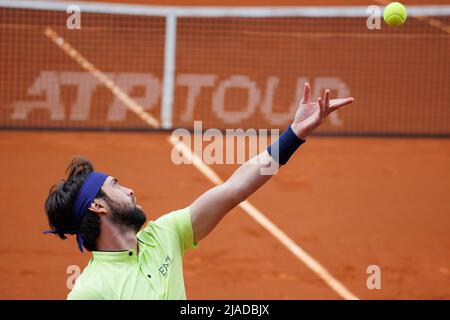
left=67, top=207, right=198, bottom=300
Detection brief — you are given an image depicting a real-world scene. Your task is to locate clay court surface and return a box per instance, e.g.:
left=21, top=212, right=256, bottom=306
left=0, top=131, right=449, bottom=299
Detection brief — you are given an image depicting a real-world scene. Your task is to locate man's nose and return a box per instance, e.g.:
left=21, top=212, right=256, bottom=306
left=126, top=187, right=134, bottom=196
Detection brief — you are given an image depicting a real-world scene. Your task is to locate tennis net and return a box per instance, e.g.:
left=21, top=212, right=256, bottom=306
left=0, top=1, right=449, bottom=136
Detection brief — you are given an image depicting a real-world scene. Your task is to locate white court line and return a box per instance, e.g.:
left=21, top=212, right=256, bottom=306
left=44, top=27, right=359, bottom=300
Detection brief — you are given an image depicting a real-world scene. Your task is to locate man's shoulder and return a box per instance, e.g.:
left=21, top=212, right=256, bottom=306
left=155, top=207, right=190, bottom=227
left=138, top=207, right=190, bottom=235
left=138, top=206, right=198, bottom=254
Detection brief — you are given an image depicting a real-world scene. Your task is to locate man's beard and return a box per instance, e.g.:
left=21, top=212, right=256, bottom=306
left=106, top=197, right=147, bottom=233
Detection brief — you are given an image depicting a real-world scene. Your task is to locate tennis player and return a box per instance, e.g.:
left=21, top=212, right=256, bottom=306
left=44, top=83, right=353, bottom=299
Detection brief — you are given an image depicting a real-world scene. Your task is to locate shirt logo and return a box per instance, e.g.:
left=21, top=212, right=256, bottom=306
left=158, top=255, right=173, bottom=277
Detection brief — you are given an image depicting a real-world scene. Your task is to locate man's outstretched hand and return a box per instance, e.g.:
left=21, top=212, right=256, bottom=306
left=190, top=83, right=354, bottom=244
left=291, top=82, right=354, bottom=140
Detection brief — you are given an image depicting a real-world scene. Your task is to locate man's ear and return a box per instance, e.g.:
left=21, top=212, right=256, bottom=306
left=88, top=199, right=108, bottom=215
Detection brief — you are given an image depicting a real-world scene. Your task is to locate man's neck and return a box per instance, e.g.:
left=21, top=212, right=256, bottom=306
left=96, top=218, right=138, bottom=252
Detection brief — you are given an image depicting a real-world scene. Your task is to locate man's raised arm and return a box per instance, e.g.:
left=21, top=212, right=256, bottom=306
left=190, top=82, right=354, bottom=243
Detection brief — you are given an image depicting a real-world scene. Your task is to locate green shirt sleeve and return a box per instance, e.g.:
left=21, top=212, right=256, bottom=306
left=155, top=206, right=199, bottom=255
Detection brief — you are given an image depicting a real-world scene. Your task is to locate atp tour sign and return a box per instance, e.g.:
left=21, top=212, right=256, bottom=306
left=6, top=70, right=347, bottom=130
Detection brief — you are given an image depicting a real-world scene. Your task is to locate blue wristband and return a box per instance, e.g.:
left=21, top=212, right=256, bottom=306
left=267, top=125, right=305, bottom=165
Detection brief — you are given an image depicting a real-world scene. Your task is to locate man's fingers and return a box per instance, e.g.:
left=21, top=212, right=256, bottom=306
left=329, top=97, right=354, bottom=113
left=324, top=89, right=330, bottom=114
left=302, top=82, right=311, bottom=104
left=318, top=97, right=325, bottom=116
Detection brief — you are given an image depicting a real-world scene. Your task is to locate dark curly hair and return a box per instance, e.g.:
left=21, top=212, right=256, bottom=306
left=44, top=156, right=105, bottom=252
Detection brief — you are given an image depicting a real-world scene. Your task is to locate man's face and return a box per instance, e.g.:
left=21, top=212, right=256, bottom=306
left=99, top=176, right=147, bottom=232
left=102, top=176, right=138, bottom=209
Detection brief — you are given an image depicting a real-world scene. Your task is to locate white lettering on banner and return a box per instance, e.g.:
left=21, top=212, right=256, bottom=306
left=60, top=72, right=100, bottom=120
left=177, top=74, right=216, bottom=122
left=11, top=72, right=350, bottom=127
left=107, top=73, right=161, bottom=121
left=212, top=75, right=261, bottom=124
left=261, top=76, right=307, bottom=125
left=11, top=71, right=160, bottom=121
left=11, top=71, right=64, bottom=120
left=313, top=77, right=349, bottom=127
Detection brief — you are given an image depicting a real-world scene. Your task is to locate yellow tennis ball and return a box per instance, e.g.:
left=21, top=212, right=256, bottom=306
left=384, top=2, right=408, bottom=26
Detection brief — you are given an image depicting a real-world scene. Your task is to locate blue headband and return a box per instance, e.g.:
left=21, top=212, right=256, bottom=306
left=44, top=172, right=108, bottom=253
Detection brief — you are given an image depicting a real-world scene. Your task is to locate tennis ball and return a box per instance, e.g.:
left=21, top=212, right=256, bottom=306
left=383, top=2, right=407, bottom=26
